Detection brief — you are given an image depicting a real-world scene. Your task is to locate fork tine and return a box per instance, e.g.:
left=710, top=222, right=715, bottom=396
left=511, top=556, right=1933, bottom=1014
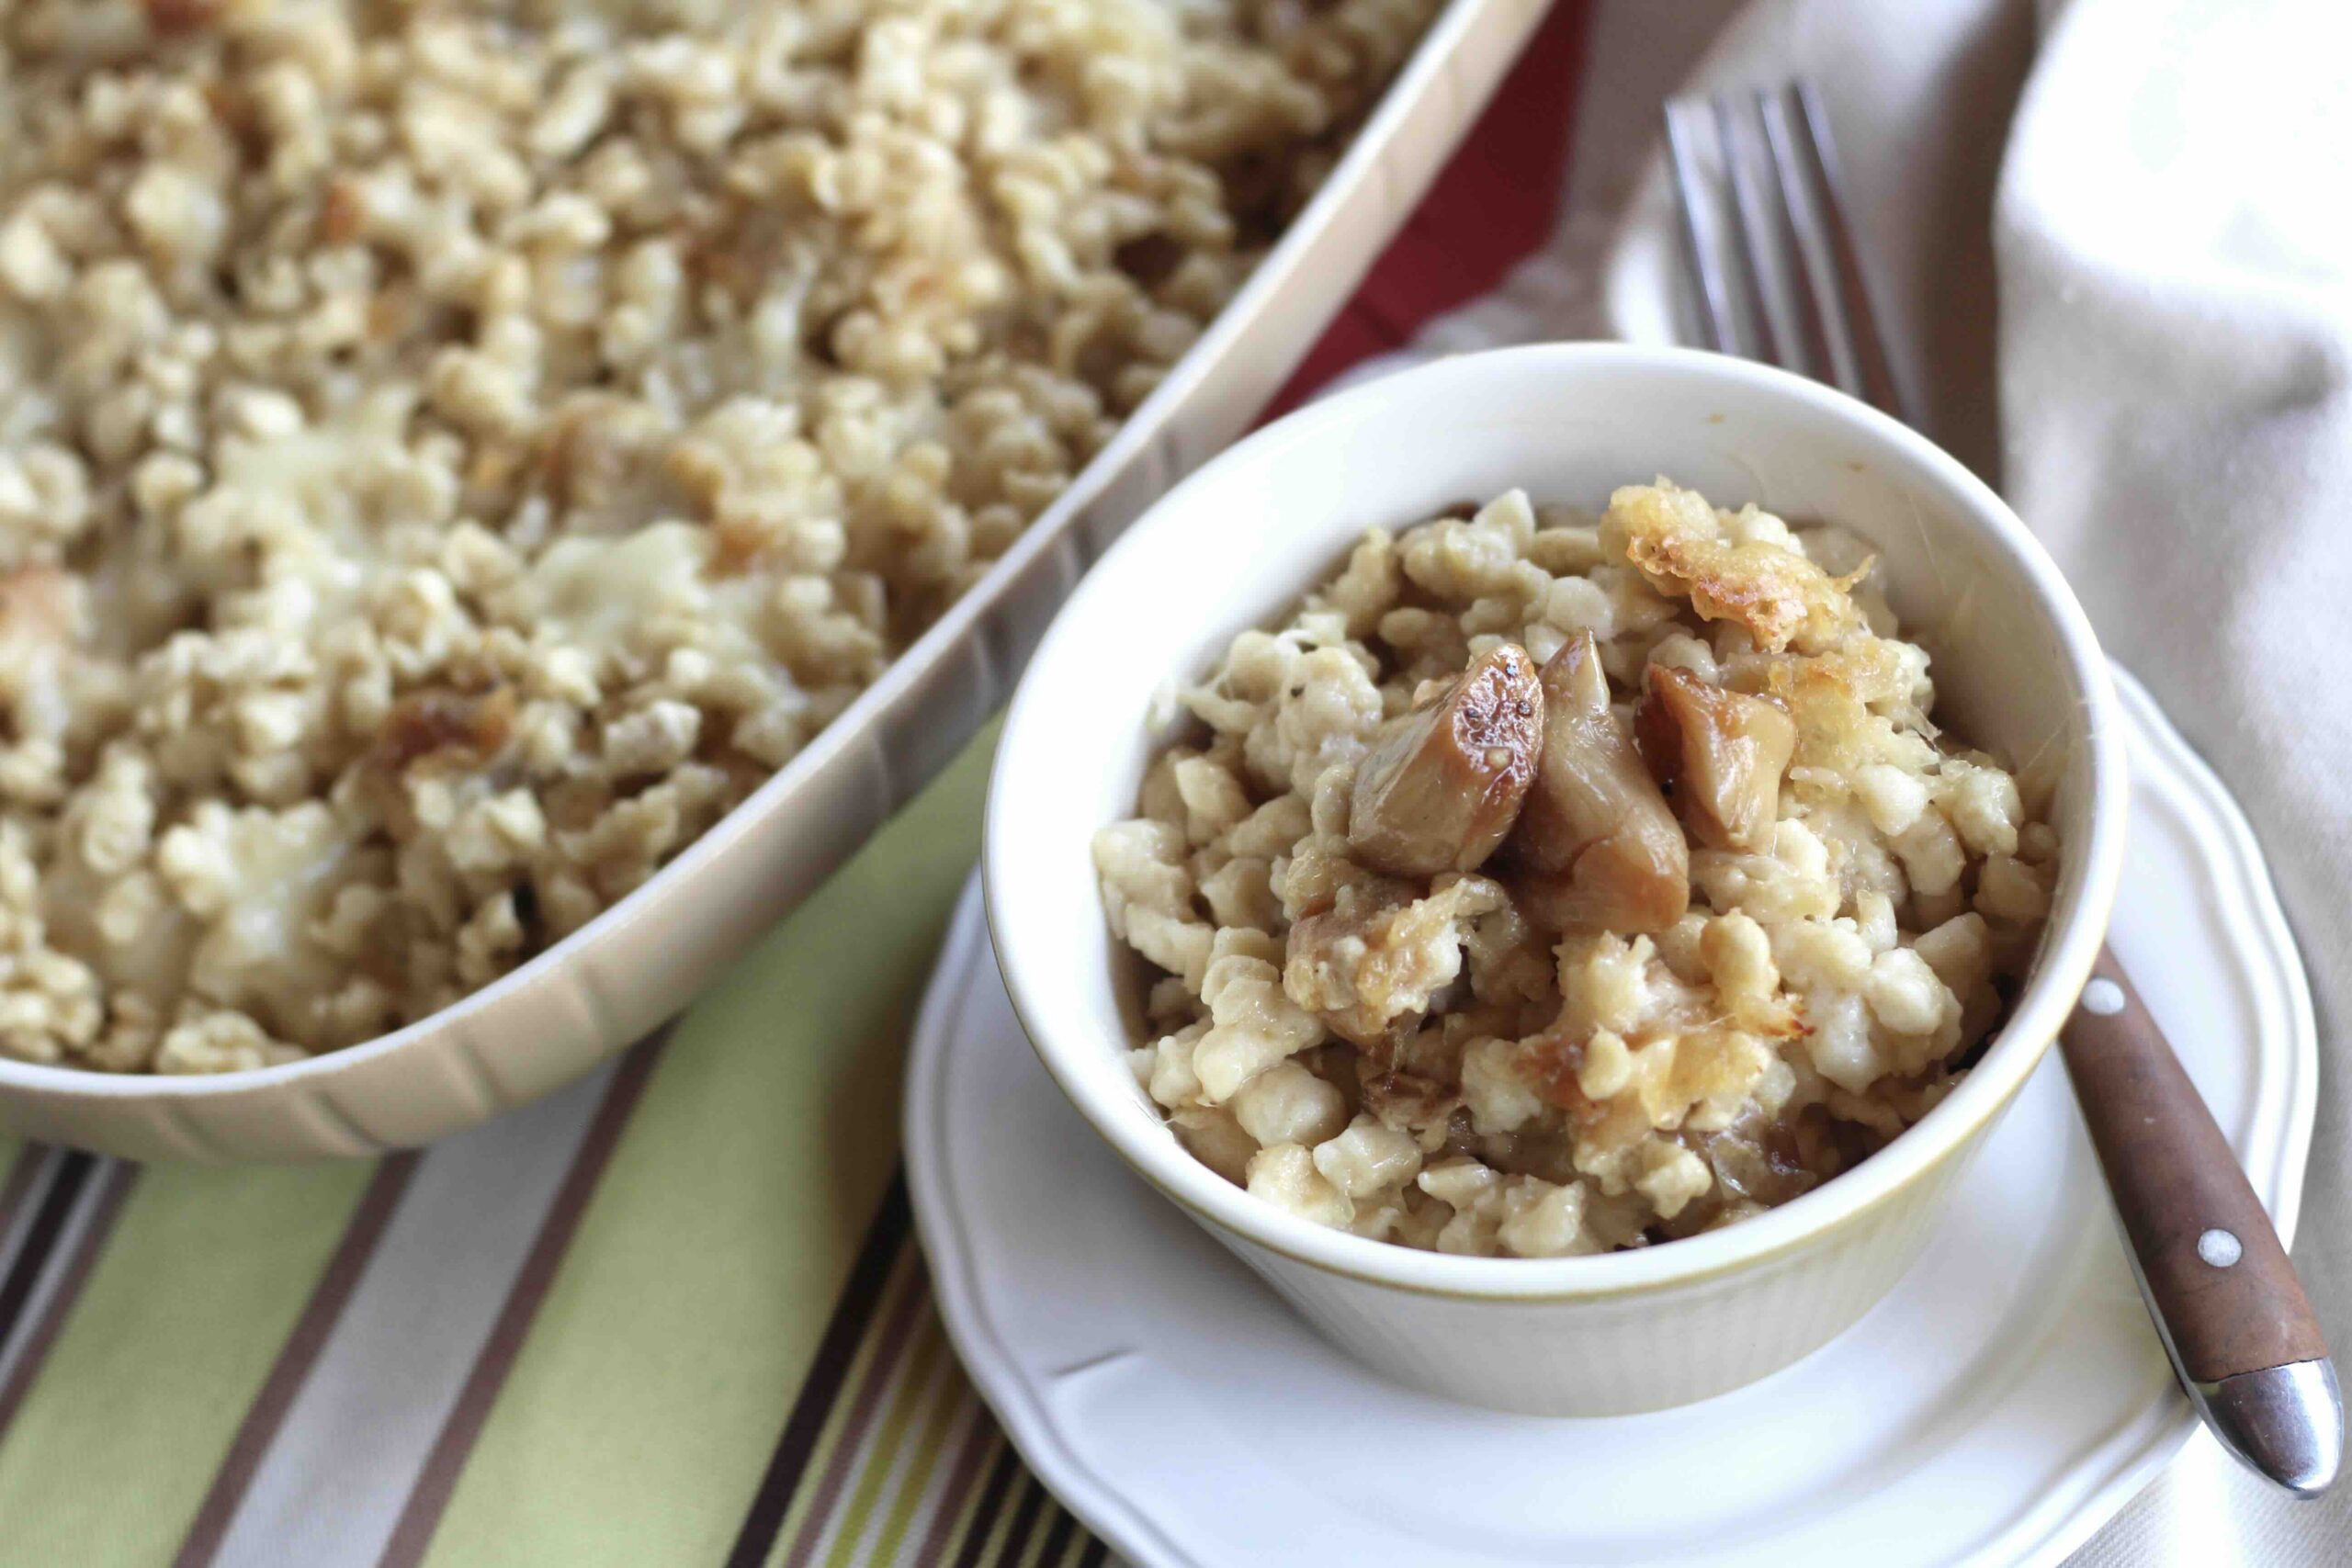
left=1663, top=100, right=1736, bottom=355
left=1743, top=87, right=1837, bottom=385
left=1757, top=85, right=1856, bottom=399
left=1788, top=81, right=1914, bottom=424
left=1711, top=96, right=1786, bottom=373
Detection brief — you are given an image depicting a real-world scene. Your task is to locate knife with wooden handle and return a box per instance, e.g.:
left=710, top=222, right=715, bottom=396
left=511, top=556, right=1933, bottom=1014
left=2061, top=945, right=2342, bottom=1495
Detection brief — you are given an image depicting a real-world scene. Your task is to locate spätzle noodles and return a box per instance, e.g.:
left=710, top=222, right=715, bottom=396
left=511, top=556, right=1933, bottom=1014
left=0, top=0, right=1440, bottom=1072
left=1095, top=481, right=2058, bottom=1258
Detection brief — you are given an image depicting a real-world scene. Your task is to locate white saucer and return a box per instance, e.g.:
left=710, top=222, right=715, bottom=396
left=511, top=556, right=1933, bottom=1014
left=905, top=667, right=2316, bottom=1568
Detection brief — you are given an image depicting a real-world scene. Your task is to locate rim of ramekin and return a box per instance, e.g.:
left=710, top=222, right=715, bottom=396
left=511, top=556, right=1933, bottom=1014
left=987, top=343, right=2127, bottom=1302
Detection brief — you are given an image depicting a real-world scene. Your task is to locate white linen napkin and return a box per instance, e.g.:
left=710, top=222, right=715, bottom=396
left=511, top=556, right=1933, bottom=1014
left=1993, top=3, right=2350, bottom=1555
left=1373, top=0, right=2349, bottom=1556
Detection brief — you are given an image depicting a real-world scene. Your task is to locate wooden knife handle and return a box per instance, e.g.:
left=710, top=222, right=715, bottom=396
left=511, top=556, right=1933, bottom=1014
left=2059, top=946, right=2328, bottom=1384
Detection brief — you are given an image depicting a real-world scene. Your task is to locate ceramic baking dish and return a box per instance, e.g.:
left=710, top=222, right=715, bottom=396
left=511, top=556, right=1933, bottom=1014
left=0, top=0, right=1554, bottom=1160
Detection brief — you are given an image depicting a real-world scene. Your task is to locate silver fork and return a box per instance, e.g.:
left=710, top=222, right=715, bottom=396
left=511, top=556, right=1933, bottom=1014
left=1665, top=81, right=2339, bottom=1499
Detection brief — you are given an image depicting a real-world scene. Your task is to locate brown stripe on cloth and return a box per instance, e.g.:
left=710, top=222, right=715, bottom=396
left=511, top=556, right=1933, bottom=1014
left=993, top=1469, right=1054, bottom=1566
left=171, top=1152, right=423, bottom=1568
left=0, top=1145, right=50, bottom=1265
left=723, top=1168, right=912, bottom=1568
left=911, top=1395, right=1002, bottom=1566
left=377, top=1032, right=670, bottom=1568
left=0, top=1159, right=139, bottom=1437
left=776, top=1246, right=927, bottom=1568
left=1074, top=1536, right=1108, bottom=1568
left=0, top=1152, right=98, bottom=1367
left=950, top=1440, right=1026, bottom=1568
left=1034, top=1503, right=1080, bottom=1567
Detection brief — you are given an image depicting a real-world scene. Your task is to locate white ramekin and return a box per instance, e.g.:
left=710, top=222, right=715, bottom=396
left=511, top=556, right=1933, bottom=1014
left=985, top=344, right=2127, bottom=1416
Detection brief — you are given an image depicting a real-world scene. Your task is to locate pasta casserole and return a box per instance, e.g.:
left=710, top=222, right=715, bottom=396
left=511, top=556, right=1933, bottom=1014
left=0, top=0, right=1436, bottom=1071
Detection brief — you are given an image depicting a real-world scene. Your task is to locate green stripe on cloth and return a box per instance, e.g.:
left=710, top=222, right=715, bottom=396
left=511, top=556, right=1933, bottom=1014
left=756, top=1245, right=912, bottom=1563
left=952, top=1439, right=1025, bottom=1567
left=413, top=728, right=997, bottom=1568
left=0, top=1160, right=378, bottom=1564
left=817, top=1310, right=948, bottom=1567
left=913, top=1391, right=1001, bottom=1563
left=0, top=1137, right=27, bottom=1205
left=863, top=1315, right=967, bottom=1564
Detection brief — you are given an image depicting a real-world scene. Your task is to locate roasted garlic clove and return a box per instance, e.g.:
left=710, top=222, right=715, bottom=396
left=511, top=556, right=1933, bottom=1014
left=1347, top=643, right=1543, bottom=878
left=1637, top=665, right=1796, bottom=852
left=1505, top=630, right=1690, bottom=932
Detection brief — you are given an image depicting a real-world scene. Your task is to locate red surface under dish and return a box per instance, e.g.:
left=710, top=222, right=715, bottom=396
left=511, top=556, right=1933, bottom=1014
left=1266, top=0, right=1591, bottom=419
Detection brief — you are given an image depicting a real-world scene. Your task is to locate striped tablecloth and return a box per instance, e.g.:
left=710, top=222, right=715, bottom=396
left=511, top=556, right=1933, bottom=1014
left=0, top=7, right=1590, bottom=1563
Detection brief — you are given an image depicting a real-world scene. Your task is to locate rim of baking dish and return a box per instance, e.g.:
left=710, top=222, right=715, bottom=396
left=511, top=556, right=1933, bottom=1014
left=987, top=343, right=2127, bottom=1302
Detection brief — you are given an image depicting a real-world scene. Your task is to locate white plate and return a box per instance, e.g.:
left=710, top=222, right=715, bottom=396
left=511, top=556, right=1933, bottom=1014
left=906, top=666, right=2316, bottom=1568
